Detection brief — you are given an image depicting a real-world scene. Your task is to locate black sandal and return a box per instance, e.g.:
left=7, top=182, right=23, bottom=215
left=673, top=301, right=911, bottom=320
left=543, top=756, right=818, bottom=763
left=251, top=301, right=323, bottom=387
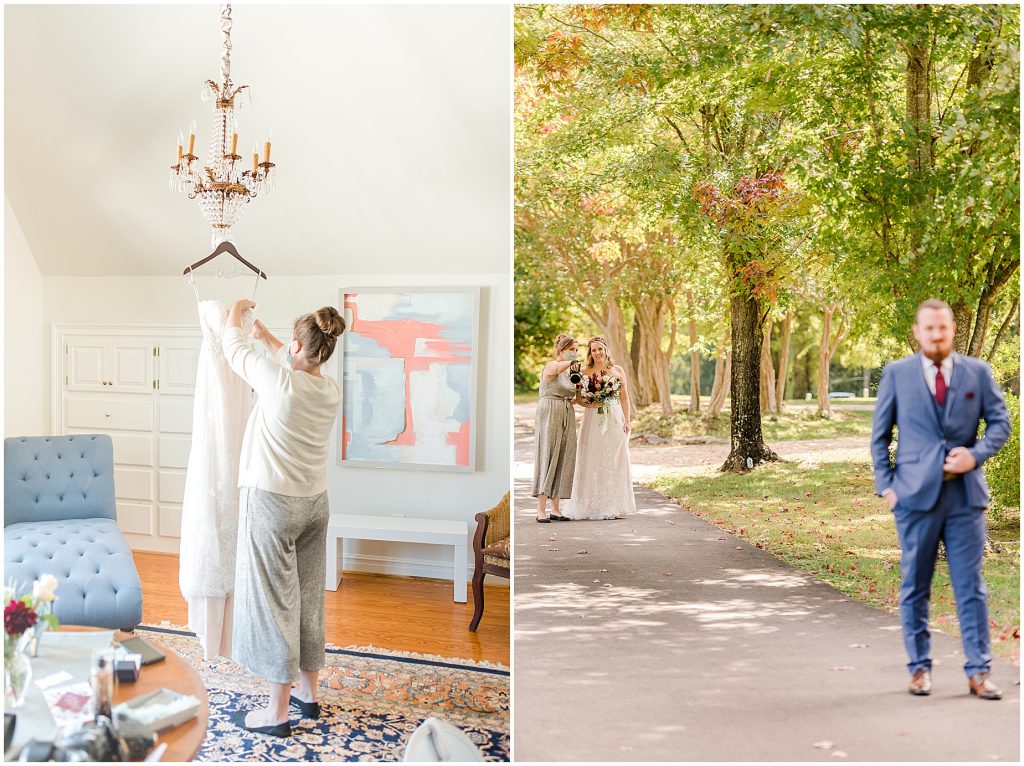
left=229, top=709, right=292, bottom=738
left=289, top=695, right=321, bottom=719
left=549, top=514, right=570, bottom=521
left=536, top=516, right=551, bottom=523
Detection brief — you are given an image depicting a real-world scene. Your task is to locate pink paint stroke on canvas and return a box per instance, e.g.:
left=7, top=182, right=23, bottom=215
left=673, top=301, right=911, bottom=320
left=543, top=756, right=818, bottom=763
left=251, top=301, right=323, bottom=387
left=343, top=293, right=474, bottom=467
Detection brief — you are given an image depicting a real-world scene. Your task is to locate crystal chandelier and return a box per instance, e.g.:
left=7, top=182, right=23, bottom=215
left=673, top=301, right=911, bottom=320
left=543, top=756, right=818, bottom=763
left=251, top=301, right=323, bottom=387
left=169, top=4, right=275, bottom=247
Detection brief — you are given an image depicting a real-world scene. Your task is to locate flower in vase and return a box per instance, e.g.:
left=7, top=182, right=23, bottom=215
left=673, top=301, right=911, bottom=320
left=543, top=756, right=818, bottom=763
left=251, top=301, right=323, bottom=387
left=32, top=574, right=58, bottom=604
left=4, top=600, right=37, bottom=636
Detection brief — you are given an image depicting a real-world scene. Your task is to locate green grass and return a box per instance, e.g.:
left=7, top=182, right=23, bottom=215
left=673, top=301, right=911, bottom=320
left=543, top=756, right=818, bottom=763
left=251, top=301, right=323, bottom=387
left=650, top=460, right=1021, bottom=662
left=632, top=406, right=875, bottom=442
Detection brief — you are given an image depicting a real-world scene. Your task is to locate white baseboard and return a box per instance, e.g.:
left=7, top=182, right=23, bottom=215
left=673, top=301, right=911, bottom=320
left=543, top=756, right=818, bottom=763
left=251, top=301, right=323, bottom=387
left=129, top=543, right=509, bottom=588
left=342, top=552, right=508, bottom=587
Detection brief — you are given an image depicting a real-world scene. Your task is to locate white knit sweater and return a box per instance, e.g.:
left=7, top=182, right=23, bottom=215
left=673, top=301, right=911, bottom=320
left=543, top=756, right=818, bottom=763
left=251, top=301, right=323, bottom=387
left=222, top=327, right=341, bottom=497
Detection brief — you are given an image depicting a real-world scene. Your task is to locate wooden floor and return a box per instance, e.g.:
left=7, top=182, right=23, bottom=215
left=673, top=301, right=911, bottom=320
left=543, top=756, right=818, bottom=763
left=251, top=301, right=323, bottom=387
left=133, top=551, right=510, bottom=666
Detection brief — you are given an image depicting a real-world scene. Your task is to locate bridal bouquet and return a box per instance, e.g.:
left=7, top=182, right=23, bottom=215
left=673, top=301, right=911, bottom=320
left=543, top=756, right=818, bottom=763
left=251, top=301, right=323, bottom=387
left=579, top=372, right=622, bottom=415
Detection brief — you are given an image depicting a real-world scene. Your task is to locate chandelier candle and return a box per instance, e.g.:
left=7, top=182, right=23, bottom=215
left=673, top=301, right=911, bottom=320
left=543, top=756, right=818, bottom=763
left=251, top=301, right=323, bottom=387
left=169, top=4, right=276, bottom=247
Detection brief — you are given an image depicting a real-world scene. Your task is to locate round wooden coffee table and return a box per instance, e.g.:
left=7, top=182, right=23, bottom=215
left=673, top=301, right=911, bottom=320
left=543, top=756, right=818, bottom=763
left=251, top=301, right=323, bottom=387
left=64, top=627, right=208, bottom=762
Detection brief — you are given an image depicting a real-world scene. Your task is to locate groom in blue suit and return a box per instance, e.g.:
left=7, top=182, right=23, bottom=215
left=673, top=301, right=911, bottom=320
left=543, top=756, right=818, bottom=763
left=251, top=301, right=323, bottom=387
left=871, top=299, right=1010, bottom=699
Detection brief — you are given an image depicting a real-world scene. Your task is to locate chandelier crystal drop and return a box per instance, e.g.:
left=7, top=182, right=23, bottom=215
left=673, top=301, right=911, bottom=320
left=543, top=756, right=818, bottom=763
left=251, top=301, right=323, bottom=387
left=169, top=4, right=275, bottom=247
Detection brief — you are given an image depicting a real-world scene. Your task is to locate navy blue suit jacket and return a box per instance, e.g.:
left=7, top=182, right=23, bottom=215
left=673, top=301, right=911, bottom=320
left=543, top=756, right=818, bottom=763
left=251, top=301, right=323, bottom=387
left=871, top=351, right=1010, bottom=511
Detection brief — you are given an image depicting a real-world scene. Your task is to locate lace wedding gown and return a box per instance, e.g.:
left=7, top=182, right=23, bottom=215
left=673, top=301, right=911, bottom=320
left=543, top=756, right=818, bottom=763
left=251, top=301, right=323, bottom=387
left=563, top=398, right=637, bottom=520
left=179, top=300, right=254, bottom=660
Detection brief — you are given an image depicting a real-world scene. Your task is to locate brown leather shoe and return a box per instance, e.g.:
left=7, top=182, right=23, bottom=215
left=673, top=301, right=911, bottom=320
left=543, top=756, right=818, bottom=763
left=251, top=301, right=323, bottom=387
left=908, top=668, right=932, bottom=696
left=968, top=672, right=1002, bottom=700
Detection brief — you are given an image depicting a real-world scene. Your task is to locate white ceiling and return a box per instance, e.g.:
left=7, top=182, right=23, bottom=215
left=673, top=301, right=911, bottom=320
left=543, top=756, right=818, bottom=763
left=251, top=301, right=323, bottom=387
left=5, top=4, right=510, bottom=277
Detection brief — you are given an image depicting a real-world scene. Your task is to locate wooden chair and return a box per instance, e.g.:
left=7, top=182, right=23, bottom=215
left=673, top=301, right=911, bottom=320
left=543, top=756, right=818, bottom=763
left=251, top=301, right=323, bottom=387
left=469, top=491, right=510, bottom=632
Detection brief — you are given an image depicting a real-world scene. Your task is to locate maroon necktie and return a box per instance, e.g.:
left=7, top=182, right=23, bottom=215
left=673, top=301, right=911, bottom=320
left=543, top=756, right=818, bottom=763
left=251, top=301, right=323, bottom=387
left=934, top=362, right=947, bottom=406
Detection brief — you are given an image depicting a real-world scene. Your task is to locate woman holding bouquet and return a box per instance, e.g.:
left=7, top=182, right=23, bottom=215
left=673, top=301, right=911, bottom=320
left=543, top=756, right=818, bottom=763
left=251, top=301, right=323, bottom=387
left=532, top=333, right=581, bottom=522
left=564, top=336, right=637, bottom=520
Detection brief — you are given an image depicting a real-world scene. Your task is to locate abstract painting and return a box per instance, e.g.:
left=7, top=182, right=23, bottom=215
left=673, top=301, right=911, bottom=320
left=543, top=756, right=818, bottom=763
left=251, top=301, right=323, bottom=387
left=339, top=288, right=479, bottom=471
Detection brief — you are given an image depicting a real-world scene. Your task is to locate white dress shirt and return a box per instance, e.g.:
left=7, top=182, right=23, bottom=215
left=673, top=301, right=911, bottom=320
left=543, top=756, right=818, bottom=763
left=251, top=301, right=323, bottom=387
left=922, top=353, right=954, bottom=396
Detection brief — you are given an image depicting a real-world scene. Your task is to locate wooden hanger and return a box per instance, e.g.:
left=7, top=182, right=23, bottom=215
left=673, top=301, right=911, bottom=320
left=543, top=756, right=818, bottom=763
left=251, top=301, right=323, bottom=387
left=182, top=241, right=268, bottom=280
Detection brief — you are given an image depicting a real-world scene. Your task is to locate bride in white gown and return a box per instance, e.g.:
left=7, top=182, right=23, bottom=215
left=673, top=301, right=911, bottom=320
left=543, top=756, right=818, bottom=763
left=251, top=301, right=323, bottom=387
left=179, top=300, right=254, bottom=659
left=564, top=336, right=637, bottom=520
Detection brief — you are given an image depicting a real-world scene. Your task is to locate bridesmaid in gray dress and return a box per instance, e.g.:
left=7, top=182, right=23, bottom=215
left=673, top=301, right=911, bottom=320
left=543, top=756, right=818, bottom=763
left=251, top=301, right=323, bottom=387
left=532, top=333, right=581, bottom=522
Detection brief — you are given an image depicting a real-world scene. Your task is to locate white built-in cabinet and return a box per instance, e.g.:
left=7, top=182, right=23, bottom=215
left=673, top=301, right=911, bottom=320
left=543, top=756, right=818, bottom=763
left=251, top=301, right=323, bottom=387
left=53, top=324, right=288, bottom=553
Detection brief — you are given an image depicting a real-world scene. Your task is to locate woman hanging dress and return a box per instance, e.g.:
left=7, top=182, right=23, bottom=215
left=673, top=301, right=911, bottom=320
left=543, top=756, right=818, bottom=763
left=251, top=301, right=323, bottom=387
left=179, top=300, right=254, bottom=659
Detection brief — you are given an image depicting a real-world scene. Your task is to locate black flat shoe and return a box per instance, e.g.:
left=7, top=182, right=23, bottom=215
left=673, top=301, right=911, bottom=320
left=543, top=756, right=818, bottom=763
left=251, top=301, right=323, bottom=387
left=536, top=517, right=551, bottom=523
left=229, top=709, right=292, bottom=738
left=289, top=695, right=321, bottom=719
left=549, top=514, right=570, bottom=521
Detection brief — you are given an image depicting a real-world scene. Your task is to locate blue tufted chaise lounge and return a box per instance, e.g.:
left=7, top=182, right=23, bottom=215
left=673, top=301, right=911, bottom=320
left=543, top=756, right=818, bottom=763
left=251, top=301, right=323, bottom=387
left=4, top=434, right=143, bottom=630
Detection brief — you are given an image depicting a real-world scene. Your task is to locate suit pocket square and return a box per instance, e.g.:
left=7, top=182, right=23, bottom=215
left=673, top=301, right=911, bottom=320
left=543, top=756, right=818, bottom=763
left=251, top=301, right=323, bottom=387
left=965, top=391, right=975, bottom=399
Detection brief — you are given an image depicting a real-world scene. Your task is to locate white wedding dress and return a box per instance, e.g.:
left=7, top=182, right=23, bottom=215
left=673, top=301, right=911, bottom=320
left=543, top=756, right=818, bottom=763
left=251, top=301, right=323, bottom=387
left=563, top=398, right=637, bottom=520
left=179, top=300, right=254, bottom=660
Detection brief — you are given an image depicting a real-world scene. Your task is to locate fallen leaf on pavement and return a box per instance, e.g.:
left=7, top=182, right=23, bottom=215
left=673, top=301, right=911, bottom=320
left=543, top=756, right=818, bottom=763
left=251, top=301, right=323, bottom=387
left=602, top=583, right=612, bottom=588
left=813, top=741, right=834, bottom=750
left=592, top=579, right=600, bottom=583
left=548, top=536, right=558, bottom=541
left=663, top=572, right=673, bottom=576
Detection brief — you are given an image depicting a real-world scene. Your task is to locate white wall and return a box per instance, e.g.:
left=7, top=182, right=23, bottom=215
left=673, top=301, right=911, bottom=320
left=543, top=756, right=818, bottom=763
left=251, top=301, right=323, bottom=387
left=42, top=273, right=510, bottom=580
left=4, top=197, right=48, bottom=437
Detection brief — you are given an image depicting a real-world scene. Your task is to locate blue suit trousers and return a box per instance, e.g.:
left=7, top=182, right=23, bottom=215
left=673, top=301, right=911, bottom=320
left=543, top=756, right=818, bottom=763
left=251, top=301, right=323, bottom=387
left=892, top=476, right=991, bottom=677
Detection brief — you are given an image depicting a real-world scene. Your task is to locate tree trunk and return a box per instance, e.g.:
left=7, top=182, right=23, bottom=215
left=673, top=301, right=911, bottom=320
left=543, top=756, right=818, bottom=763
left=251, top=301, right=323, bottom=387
left=951, top=299, right=975, bottom=355
left=630, top=312, right=642, bottom=387
left=635, top=296, right=674, bottom=416
left=905, top=33, right=932, bottom=176
left=687, top=290, right=701, bottom=415
left=775, top=309, right=793, bottom=412
left=969, top=295, right=995, bottom=358
left=817, top=309, right=834, bottom=418
left=817, top=307, right=850, bottom=418
left=905, top=27, right=932, bottom=265
left=759, top=318, right=778, bottom=414
left=721, top=291, right=778, bottom=472
left=969, top=258, right=1019, bottom=357
left=987, top=302, right=1018, bottom=362
left=597, top=297, right=641, bottom=408
left=708, top=323, right=730, bottom=417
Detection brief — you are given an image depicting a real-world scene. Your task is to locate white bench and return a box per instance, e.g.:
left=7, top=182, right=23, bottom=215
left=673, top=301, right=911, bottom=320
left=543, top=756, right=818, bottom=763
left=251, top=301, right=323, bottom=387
left=325, top=514, right=470, bottom=602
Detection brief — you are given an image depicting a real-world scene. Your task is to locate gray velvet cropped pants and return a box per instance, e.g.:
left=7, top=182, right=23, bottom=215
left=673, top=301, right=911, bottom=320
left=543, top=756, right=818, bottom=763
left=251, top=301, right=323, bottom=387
left=232, top=486, right=329, bottom=684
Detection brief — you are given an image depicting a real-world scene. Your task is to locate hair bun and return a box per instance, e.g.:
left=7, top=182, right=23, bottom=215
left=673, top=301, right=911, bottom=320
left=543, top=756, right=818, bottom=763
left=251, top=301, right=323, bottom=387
left=314, top=306, right=346, bottom=338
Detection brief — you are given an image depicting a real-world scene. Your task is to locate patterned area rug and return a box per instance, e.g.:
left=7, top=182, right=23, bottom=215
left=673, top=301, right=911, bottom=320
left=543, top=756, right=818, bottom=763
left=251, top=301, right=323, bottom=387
left=136, top=625, right=509, bottom=762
